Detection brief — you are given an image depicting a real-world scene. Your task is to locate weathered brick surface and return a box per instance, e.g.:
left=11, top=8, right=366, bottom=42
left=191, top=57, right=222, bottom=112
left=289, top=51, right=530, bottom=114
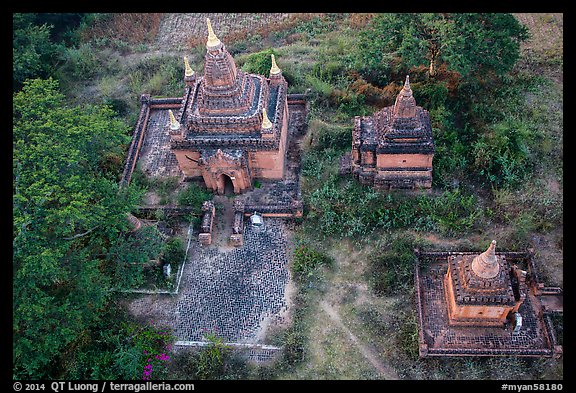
left=174, top=219, right=290, bottom=342
left=127, top=219, right=291, bottom=349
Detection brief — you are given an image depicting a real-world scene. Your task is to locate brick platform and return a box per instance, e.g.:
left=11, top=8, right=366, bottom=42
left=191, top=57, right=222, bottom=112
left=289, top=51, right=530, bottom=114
left=174, top=219, right=289, bottom=342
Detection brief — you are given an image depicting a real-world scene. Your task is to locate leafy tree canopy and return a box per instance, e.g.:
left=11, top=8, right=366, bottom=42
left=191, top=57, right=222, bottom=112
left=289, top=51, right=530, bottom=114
left=356, top=13, right=529, bottom=85
left=13, top=78, right=146, bottom=378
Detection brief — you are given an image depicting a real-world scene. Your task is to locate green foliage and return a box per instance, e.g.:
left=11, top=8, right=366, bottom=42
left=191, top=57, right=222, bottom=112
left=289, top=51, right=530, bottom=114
left=13, top=78, right=143, bottom=379
left=368, top=233, right=419, bottom=295
left=149, top=176, right=179, bottom=205
left=57, top=43, right=105, bottom=80
left=171, top=333, right=251, bottom=380
left=177, top=182, right=213, bottom=214
left=304, top=176, right=481, bottom=239
left=240, top=48, right=277, bottom=76
left=292, top=245, right=333, bottom=280
left=61, top=312, right=174, bottom=380
left=108, top=225, right=164, bottom=290
left=195, top=333, right=231, bottom=380
left=472, top=118, right=533, bottom=188
left=161, top=237, right=185, bottom=265
left=398, top=311, right=420, bottom=360
left=13, top=14, right=62, bottom=90
left=304, top=119, right=352, bottom=152
left=356, top=13, right=528, bottom=85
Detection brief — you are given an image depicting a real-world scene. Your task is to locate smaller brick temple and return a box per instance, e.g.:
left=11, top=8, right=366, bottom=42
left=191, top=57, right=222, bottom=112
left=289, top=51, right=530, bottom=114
left=168, top=18, right=289, bottom=194
left=444, top=240, right=525, bottom=327
left=415, top=240, right=563, bottom=358
left=351, top=76, right=434, bottom=189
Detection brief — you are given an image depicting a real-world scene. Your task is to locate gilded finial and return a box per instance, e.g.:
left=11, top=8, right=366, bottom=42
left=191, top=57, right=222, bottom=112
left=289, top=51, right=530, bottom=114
left=184, top=56, right=194, bottom=77
left=168, top=109, right=180, bottom=130
left=206, top=18, right=221, bottom=48
left=262, top=108, right=272, bottom=129
left=270, top=54, right=281, bottom=75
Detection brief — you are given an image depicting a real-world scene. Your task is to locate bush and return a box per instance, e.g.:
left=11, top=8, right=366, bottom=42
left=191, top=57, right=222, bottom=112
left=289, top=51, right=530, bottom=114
left=472, top=118, right=533, bottom=188
left=398, top=311, right=420, bottom=360
left=177, top=182, right=212, bottom=214
left=240, top=48, right=277, bottom=76
left=292, top=245, right=333, bottom=280
left=303, top=118, right=352, bottom=152
left=161, top=237, right=185, bottom=265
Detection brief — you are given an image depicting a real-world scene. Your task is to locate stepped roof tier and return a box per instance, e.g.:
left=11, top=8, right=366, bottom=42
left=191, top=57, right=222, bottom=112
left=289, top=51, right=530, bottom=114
left=170, top=18, right=288, bottom=152
left=353, top=75, right=434, bottom=155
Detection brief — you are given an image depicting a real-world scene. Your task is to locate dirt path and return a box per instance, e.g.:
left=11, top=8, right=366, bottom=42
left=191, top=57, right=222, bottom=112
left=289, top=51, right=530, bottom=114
left=319, top=300, right=400, bottom=380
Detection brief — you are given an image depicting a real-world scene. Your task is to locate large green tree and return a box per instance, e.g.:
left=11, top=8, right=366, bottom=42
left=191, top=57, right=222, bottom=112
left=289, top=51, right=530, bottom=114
left=12, top=78, right=151, bottom=378
left=356, top=13, right=528, bottom=84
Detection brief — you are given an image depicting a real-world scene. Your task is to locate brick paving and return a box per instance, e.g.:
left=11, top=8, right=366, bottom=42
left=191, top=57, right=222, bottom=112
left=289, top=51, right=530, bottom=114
left=137, top=108, right=183, bottom=178
left=175, top=219, right=289, bottom=342
left=128, top=218, right=291, bottom=347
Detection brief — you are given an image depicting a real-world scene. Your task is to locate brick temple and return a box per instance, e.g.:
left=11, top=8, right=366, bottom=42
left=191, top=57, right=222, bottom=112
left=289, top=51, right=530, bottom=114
left=167, top=18, right=289, bottom=194
left=415, top=241, right=563, bottom=357
left=444, top=240, right=525, bottom=327
left=351, top=76, right=434, bottom=189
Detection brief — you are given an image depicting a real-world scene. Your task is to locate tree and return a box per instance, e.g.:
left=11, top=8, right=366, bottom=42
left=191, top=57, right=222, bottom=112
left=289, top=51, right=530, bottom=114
left=13, top=14, right=61, bottom=90
left=356, top=13, right=528, bottom=83
left=13, top=78, right=145, bottom=378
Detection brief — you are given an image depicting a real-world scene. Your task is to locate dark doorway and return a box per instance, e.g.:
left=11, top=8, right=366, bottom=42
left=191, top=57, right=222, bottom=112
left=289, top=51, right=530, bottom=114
left=221, top=174, right=235, bottom=195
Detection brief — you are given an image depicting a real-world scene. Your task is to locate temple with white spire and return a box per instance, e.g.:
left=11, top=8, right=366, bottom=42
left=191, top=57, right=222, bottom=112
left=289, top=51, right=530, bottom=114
left=351, top=75, right=435, bottom=189
left=167, top=18, right=290, bottom=195
left=443, top=240, right=525, bottom=327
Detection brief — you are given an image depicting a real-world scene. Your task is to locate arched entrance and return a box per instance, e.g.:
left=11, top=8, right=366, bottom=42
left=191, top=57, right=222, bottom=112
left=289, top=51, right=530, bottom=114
left=217, top=173, right=235, bottom=195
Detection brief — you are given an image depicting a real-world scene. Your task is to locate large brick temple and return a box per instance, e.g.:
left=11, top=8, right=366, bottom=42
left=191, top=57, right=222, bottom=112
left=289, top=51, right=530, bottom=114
left=167, top=18, right=289, bottom=194
left=351, top=76, right=434, bottom=190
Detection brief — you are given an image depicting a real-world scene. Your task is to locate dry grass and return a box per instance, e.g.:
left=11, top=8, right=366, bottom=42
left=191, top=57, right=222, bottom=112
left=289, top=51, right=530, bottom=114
left=513, top=13, right=563, bottom=82
left=82, top=13, right=163, bottom=45
left=150, top=13, right=324, bottom=50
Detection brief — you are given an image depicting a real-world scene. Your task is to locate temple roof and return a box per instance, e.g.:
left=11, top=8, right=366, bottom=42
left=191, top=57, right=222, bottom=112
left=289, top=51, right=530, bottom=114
left=352, top=75, right=434, bottom=154
left=172, top=19, right=288, bottom=149
left=446, top=240, right=516, bottom=307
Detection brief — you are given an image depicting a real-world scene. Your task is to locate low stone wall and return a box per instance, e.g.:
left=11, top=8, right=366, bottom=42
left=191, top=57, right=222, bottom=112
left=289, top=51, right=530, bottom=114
left=244, top=200, right=303, bottom=219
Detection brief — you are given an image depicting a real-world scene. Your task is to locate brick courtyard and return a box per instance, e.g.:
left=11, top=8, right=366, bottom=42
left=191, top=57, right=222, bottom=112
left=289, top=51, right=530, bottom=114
left=127, top=218, right=292, bottom=346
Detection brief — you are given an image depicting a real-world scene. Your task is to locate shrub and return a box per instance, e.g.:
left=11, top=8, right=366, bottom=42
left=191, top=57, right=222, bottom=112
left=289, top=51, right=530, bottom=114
left=161, top=237, right=185, bottom=265
left=303, top=119, right=352, bottom=152
left=473, top=118, right=533, bottom=188
left=292, top=245, right=333, bottom=280
left=240, top=48, right=277, bottom=76
left=398, top=311, right=420, bottom=360
left=177, top=182, right=212, bottom=214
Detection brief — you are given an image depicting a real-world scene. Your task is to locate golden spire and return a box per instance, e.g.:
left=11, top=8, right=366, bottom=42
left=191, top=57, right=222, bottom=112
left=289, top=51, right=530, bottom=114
left=168, top=109, right=180, bottom=130
left=184, top=56, right=194, bottom=77
left=206, top=18, right=221, bottom=48
left=261, top=108, right=272, bottom=129
left=471, top=240, right=500, bottom=279
left=270, top=54, right=281, bottom=75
